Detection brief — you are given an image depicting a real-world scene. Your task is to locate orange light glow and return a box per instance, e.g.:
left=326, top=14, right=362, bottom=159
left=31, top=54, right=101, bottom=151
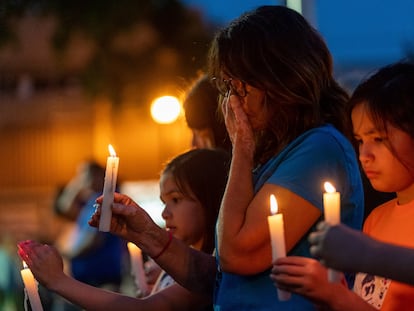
left=151, top=96, right=181, bottom=124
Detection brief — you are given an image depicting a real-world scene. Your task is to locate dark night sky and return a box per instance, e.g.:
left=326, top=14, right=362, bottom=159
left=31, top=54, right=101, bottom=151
left=180, top=0, right=414, bottom=68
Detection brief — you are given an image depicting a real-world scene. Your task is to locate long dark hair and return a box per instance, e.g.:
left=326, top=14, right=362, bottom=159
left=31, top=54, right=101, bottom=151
left=348, top=61, right=414, bottom=167
left=348, top=61, right=414, bottom=139
left=208, top=5, right=349, bottom=164
left=162, top=148, right=230, bottom=253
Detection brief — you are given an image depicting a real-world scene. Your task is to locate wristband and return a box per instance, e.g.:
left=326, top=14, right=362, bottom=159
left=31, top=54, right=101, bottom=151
left=152, top=230, right=173, bottom=259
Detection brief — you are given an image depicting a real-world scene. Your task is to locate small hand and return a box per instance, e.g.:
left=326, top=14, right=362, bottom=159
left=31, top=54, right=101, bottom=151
left=17, top=240, right=65, bottom=290
left=271, top=256, right=346, bottom=305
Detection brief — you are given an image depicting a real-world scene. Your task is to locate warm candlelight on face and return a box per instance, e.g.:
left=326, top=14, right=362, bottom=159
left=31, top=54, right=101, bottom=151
left=99, top=144, right=119, bottom=232
left=267, top=194, right=290, bottom=301
left=127, top=242, right=149, bottom=295
left=20, top=261, right=44, bottom=311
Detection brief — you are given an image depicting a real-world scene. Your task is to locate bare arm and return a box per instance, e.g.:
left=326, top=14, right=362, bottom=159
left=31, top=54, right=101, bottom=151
left=90, top=193, right=216, bottom=296
left=18, top=241, right=211, bottom=311
left=138, top=226, right=216, bottom=296
left=218, top=95, right=320, bottom=275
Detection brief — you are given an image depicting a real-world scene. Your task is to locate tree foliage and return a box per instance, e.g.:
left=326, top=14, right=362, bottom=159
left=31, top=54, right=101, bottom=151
left=0, top=0, right=217, bottom=104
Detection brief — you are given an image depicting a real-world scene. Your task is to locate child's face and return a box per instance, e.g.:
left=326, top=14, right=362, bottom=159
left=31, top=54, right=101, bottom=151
left=159, top=172, right=206, bottom=250
left=352, top=104, right=414, bottom=203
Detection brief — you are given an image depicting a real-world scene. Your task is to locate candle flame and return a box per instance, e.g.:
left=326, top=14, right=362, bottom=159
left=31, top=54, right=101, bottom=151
left=127, top=242, right=139, bottom=251
left=22, top=261, right=28, bottom=269
left=270, top=194, right=278, bottom=215
left=108, top=144, right=117, bottom=157
left=324, top=182, right=336, bottom=193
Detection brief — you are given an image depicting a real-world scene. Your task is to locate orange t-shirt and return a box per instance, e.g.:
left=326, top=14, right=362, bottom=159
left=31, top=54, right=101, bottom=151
left=353, top=198, right=414, bottom=310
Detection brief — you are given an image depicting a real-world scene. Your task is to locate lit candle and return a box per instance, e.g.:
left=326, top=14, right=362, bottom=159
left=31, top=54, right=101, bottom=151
left=127, top=242, right=149, bottom=296
left=267, top=194, right=291, bottom=301
left=323, top=181, right=341, bottom=282
left=99, top=144, right=119, bottom=232
left=20, top=261, right=44, bottom=311
left=323, top=182, right=340, bottom=225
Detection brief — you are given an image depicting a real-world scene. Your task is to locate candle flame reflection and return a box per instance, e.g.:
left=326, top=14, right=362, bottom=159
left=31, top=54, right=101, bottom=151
left=108, top=144, right=117, bottom=157
left=324, top=182, right=336, bottom=193
left=270, top=194, right=278, bottom=215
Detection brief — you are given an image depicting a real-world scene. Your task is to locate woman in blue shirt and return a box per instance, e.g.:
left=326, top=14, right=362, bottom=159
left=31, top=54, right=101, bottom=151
left=209, top=5, right=364, bottom=310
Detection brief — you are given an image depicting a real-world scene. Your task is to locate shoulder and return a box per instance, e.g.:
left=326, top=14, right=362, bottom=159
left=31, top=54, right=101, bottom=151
left=260, top=125, right=362, bottom=209
left=366, top=199, right=396, bottom=217
left=298, top=125, right=352, bottom=151
left=364, top=199, right=397, bottom=230
left=262, top=125, right=357, bottom=178
left=279, top=125, right=355, bottom=168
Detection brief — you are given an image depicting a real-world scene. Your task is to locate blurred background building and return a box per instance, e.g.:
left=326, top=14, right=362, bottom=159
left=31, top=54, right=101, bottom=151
left=0, top=0, right=414, bottom=309
left=0, top=0, right=215, bottom=245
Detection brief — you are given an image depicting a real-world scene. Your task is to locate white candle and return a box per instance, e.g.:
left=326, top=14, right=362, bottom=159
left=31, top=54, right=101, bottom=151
left=323, top=182, right=340, bottom=225
left=20, top=261, right=44, bottom=311
left=99, top=144, right=119, bottom=232
left=267, top=194, right=291, bottom=301
left=323, top=181, right=341, bottom=282
left=127, top=242, right=149, bottom=296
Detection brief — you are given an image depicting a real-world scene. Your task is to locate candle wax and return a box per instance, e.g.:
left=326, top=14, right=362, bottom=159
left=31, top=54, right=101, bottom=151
left=323, top=191, right=340, bottom=225
left=323, top=183, right=341, bottom=282
left=99, top=153, right=119, bottom=232
left=21, top=266, right=44, bottom=311
left=127, top=242, right=149, bottom=295
left=267, top=207, right=291, bottom=301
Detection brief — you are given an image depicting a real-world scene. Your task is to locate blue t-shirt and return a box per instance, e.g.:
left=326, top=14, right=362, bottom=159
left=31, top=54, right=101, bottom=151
left=214, top=124, right=364, bottom=311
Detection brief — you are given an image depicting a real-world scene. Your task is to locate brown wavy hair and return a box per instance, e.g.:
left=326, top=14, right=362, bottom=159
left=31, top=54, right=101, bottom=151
left=208, top=5, right=349, bottom=164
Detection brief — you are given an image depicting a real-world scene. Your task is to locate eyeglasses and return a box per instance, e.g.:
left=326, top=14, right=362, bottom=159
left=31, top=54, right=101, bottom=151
left=212, top=77, right=247, bottom=97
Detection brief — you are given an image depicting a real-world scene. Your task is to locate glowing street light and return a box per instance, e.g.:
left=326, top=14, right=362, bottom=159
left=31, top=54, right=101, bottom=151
left=150, top=96, right=181, bottom=124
